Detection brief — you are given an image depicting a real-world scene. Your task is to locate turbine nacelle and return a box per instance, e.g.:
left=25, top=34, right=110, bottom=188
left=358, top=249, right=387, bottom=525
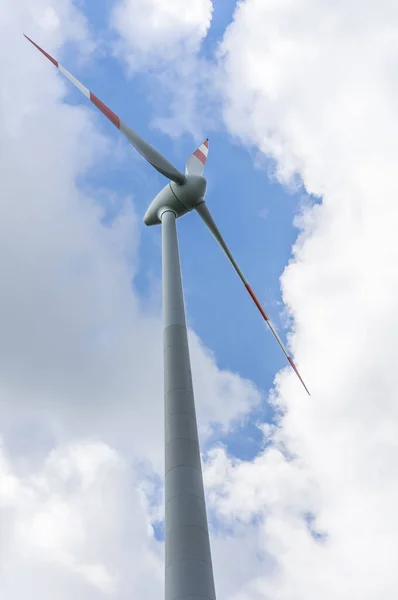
left=143, top=175, right=207, bottom=226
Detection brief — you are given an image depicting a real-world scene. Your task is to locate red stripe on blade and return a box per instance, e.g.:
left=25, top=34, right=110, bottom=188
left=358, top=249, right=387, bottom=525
left=90, top=93, right=120, bottom=129
left=24, top=34, right=58, bottom=67
left=193, top=148, right=206, bottom=164
left=245, top=284, right=270, bottom=321
left=204, top=138, right=209, bottom=148
left=288, top=357, right=311, bottom=395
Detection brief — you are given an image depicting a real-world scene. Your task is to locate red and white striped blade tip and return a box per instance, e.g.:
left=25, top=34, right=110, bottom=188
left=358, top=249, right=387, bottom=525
left=245, top=284, right=310, bottom=395
left=288, top=357, right=310, bottom=395
left=24, top=34, right=58, bottom=66
left=194, top=138, right=209, bottom=164
left=23, top=34, right=121, bottom=128
left=186, top=138, right=209, bottom=176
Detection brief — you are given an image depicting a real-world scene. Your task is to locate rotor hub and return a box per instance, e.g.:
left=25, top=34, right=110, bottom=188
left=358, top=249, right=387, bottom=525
left=143, top=175, right=207, bottom=226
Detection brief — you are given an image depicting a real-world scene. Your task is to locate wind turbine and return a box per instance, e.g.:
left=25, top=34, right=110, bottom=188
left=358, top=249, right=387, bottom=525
left=25, top=34, right=310, bottom=600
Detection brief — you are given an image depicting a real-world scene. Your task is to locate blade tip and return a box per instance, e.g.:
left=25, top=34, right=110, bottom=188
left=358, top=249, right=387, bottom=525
left=287, top=356, right=310, bottom=395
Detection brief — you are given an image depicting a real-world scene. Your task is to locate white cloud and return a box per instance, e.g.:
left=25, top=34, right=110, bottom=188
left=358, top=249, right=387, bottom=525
left=0, top=441, right=163, bottom=599
left=111, top=0, right=213, bottom=70
left=202, top=0, right=398, bottom=598
left=110, top=0, right=216, bottom=138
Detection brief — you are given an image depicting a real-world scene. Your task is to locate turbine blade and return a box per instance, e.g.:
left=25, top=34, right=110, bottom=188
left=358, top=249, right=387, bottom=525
left=196, top=202, right=310, bottom=395
left=24, top=34, right=186, bottom=185
left=185, top=139, right=209, bottom=176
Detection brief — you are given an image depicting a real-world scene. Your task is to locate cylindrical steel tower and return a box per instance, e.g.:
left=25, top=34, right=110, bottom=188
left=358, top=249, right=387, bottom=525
left=161, top=208, right=216, bottom=600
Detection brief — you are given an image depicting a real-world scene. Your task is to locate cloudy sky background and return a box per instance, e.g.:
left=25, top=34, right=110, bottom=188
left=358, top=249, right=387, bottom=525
left=1, top=0, right=398, bottom=598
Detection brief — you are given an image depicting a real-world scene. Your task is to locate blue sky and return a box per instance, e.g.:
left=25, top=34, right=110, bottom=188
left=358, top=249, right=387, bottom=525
left=57, top=0, right=308, bottom=460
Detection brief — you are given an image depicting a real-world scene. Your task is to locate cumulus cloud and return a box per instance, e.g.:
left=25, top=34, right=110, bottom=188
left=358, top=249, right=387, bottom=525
left=110, top=0, right=216, bottom=138
left=202, top=0, right=398, bottom=598
left=111, top=0, right=213, bottom=69
left=0, top=441, right=163, bottom=599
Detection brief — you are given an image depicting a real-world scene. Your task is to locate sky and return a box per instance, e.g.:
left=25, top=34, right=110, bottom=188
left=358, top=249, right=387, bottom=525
left=1, top=0, right=398, bottom=599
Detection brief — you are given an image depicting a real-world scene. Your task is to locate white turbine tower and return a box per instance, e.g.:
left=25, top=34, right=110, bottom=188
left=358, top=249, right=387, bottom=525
left=25, top=34, right=310, bottom=600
